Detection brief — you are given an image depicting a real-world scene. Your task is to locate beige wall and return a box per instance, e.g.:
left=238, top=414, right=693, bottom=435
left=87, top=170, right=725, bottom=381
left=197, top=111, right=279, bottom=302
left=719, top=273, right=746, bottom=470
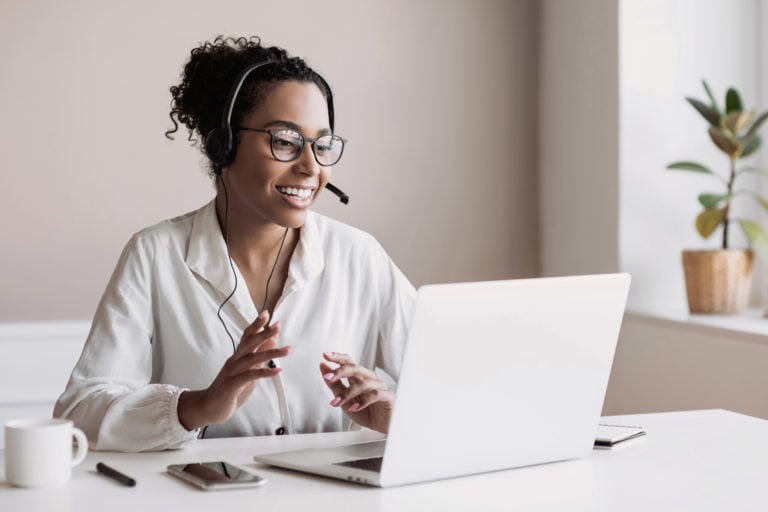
left=0, top=0, right=539, bottom=322
left=605, top=314, right=768, bottom=420
left=538, top=0, right=620, bottom=277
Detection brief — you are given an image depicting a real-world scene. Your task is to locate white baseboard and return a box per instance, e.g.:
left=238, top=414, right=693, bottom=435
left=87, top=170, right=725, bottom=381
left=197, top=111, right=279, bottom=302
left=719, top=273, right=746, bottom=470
left=0, top=320, right=91, bottom=343
left=0, top=321, right=90, bottom=450
left=0, top=321, right=90, bottom=404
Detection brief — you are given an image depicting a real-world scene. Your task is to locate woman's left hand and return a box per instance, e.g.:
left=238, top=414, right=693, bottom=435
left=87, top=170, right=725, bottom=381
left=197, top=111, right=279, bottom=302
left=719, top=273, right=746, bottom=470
left=319, top=352, right=395, bottom=433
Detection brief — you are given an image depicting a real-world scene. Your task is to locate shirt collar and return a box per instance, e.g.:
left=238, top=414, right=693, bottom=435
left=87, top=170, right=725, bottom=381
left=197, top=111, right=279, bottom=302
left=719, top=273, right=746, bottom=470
left=285, top=210, right=325, bottom=296
left=185, top=200, right=325, bottom=322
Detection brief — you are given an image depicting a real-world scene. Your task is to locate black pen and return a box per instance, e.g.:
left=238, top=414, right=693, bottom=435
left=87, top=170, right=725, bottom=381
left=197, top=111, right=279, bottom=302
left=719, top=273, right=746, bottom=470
left=96, top=462, right=137, bottom=487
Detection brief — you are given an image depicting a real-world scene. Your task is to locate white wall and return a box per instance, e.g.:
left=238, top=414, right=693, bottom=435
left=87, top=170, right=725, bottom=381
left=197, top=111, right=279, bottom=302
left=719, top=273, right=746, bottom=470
left=0, top=0, right=539, bottom=322
left=620, top=0, right=762, bottom=311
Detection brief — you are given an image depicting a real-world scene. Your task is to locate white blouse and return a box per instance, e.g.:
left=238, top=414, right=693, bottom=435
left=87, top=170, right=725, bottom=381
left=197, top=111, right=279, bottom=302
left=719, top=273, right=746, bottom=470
left=54, top=200, right=416, bottom=452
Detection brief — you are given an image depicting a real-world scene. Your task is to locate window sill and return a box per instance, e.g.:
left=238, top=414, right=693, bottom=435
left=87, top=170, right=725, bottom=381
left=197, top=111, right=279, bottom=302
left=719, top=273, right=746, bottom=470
left=626, top=306, right=768, bottom=343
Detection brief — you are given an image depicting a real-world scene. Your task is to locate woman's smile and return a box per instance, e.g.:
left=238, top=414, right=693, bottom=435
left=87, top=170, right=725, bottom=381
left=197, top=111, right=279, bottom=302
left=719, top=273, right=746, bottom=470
left=275, top=184, right=315, bottom=207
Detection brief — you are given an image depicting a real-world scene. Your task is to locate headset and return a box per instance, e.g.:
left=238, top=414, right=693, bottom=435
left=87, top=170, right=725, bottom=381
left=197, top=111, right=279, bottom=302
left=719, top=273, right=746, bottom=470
left=204, top=60, right=349, bottom=204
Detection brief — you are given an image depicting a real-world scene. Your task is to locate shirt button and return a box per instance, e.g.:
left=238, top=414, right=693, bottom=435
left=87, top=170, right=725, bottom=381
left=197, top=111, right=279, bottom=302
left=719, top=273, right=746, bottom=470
left=268, top=360, right=276, bottom=369
left=275, top=426, right=286, bottom=435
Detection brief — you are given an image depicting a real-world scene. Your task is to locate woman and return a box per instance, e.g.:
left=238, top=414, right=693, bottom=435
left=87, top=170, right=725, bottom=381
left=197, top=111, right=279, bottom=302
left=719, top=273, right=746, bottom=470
left=54, top=36, right=416, bottom=452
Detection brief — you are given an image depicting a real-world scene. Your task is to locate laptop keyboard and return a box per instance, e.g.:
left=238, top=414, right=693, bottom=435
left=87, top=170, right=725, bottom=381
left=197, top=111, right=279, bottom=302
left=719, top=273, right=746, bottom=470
left=334, top=457, right=383, bottom=473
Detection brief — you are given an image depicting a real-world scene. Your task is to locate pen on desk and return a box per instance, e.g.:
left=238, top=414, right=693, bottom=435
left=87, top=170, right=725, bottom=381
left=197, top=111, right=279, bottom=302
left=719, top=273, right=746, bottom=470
left=96, top=462, right=137, bottom=487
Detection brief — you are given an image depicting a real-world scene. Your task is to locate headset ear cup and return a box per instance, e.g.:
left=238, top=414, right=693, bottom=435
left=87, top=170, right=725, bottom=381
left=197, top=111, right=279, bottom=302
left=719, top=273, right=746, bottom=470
left=205, top=126, right=233, bottom=169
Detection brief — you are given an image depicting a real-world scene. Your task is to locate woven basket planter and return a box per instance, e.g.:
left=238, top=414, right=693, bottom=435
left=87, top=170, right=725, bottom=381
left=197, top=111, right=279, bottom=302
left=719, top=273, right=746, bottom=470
left=681, top=248, right=753, bottom=314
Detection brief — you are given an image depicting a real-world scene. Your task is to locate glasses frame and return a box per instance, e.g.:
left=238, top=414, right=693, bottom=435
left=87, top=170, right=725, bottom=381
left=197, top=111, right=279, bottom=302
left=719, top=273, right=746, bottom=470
left=236, top=127, right=346, bottom=167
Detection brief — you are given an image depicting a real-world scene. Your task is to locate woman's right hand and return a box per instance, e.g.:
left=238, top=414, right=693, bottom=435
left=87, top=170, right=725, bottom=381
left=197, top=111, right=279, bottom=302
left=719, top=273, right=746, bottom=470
left=177, top=310, right=290, bottom=431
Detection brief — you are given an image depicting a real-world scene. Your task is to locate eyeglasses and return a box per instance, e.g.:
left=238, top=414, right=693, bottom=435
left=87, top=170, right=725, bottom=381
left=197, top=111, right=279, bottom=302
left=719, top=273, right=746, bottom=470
left=236, top=127, right=346, bottom=166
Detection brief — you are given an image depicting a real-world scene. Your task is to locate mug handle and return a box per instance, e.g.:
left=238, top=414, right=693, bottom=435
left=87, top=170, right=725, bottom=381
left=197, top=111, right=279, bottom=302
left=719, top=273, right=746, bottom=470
left=71, top=427, right=88, bottom=467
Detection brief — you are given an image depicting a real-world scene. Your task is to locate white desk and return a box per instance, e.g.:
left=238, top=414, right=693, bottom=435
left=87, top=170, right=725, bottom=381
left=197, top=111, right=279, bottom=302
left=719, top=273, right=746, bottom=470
left=1, top=409, right=766, bottom=511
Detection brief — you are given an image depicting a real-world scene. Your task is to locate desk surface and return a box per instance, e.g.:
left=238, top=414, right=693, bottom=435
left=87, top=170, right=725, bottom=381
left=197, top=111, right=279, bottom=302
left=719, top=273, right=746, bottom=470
left=2, top=409, right=767, bottom=512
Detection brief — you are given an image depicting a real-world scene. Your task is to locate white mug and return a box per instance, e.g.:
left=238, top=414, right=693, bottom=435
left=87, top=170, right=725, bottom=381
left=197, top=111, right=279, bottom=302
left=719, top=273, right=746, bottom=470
left=5, top=418, right=88, bottom=488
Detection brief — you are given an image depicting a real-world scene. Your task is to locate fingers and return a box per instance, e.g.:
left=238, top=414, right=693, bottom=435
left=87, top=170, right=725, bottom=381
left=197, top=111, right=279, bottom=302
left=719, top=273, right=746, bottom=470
left=228, top=324, right=284, bottom=373
left=320, top=362, right=348, bottom=396
left=242, top=310, right=271, bottom=339
left=228, top=367, right=283, bottom=389
left=324, top=362, right=375, bottom=384
left=231, top=346, right=291, bottom=375
left=321, top=357, right=390, bottom=411
left=322, top=355, right=376, bottom=389
left=350, top=388, right=394, bottom=412
left=210, top=345, right=288, bottom=404
left=323, top=351, right=353, bottom=365
left=334, top=379, right=388, bottom=410
left=237, top=315, right=280, bottom=355
left=224, top=310, right=290, bottom=384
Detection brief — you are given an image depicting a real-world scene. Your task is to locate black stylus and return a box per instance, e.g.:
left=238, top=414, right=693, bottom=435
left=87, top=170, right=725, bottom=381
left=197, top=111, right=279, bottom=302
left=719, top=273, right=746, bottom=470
left=96, top=462, right=137, bottom=487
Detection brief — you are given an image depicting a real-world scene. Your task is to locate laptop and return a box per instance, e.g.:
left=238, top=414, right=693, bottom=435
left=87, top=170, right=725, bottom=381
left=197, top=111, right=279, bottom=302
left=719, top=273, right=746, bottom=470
left=254, top=273, right=631, bottom=487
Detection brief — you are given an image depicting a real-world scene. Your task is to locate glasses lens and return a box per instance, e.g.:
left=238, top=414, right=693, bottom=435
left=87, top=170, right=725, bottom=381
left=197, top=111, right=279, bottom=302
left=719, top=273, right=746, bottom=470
left=271, top=130, right=304, bottom=161
left=313, top=135, right=344, bottom=166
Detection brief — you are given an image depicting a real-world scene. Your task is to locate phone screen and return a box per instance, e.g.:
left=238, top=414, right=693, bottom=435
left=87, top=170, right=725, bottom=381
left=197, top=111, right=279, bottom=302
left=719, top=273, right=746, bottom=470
left=167, top=461, right=266, bottom=490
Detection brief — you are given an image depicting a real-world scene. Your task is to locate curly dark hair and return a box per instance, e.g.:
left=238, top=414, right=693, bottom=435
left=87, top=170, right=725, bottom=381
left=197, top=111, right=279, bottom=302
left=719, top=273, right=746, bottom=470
left=165, top=35, right=332, bottom=176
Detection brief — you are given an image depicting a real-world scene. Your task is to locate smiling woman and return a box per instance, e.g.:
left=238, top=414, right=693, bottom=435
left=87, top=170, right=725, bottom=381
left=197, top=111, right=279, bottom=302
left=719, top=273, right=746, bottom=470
left=52, top=36, right=416, bottom=452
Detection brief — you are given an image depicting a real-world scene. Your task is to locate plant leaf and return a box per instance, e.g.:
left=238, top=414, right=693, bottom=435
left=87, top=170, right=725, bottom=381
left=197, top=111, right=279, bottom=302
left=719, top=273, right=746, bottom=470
left=739, top=220, right=768, bottom=262
left=736, top=110, right=755, bottom=134
left=754, top=194, right=768, bottom=212
left=726, top=88, right=743, bottom=113
left=686, top=97, right=720, bottom=126
left=702, top=80, right=721, bottom=115
left=708, top=127, right=739, bottom=156
left=740, top=135, right=761, bottom=158
left=666, top=161, right=714, bottom=174
left=739, top=166, right=768, bottom=176
left=742, top=111, right=768, bottom=141
left=696, top=208, right=725, bottom=238
left=698, top=193, right=729, bottom=209
left=721, top=111, right=739, bottom=133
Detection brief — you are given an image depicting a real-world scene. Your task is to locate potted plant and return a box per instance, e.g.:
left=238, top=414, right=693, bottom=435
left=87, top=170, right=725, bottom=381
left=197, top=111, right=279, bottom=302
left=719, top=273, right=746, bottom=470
left=667, top=80, right=768, bottom=314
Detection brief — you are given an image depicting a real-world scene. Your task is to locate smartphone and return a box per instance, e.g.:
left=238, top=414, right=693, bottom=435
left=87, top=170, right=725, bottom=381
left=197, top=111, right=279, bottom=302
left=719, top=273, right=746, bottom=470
left=167, top=461, right=267, bottom=490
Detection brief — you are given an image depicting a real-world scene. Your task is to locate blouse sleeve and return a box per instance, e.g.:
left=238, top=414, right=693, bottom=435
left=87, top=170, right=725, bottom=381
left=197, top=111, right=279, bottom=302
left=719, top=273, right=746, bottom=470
left=371, top=240, right=417, bottom=384
left=53, top=233, right=199, bottom=452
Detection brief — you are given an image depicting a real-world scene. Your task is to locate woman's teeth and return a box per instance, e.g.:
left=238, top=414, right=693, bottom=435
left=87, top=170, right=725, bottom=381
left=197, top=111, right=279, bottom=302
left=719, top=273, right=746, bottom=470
left=277, top=186, right=312, bottom=200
